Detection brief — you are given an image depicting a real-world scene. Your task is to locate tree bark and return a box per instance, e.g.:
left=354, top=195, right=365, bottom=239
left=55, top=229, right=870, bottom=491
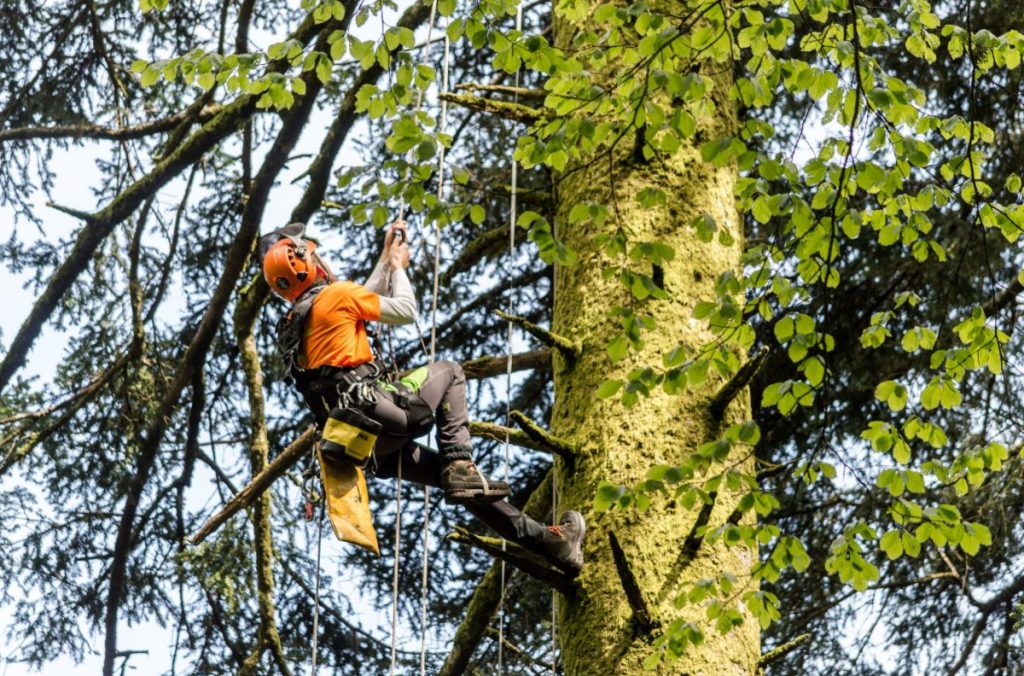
left=549, top=3, right=759, bottom=673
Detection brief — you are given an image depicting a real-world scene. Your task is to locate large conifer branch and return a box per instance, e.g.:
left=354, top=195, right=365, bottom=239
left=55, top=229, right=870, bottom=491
left=470, top=420, right=549, bottom=453
left=188, top=431, right=317, bottom=547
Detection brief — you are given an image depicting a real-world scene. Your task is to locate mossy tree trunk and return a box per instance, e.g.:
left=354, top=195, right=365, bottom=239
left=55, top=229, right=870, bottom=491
left=547, top=3, right=759, bottom=673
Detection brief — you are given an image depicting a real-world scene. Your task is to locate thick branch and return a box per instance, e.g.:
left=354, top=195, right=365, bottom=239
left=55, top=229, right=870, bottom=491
left=608, top=531, right=655, bottom=633
left=448, top=528, right=573, bottom=596
left=460, top=348, right=550, bottom=380
left=709, top=347, right=768, bottom=420
left=510, top=410, right=576, bottom=460
left=188, top=428, right=317, bottom=546
left=439, top=92, right=542, bottom=124
left=496, top=310, right=578, bottom=362
left=0, top=106, right=223, bottom=142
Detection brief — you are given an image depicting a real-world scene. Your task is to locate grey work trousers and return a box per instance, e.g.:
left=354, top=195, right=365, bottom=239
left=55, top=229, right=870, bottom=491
left=367, top=361, right=546, bottom=547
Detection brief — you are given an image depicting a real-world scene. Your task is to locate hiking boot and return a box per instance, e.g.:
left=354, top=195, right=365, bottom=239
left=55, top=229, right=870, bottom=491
left=540, top=511, right=586, bottom=575
left=440, top=459, right=511, bottom=505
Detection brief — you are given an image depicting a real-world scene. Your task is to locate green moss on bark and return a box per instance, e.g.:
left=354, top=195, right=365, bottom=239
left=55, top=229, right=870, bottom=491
left=548, top=3, right=760, bottom=673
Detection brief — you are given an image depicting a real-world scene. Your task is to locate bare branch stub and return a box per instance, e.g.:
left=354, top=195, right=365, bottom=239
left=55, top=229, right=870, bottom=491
left=710, top=347, right=769, bottom=420
left=495, top=309, right=579, bottom=363
left=609, top=531, right=655, bottom=633
left=510, top=409, right=577, bottom=461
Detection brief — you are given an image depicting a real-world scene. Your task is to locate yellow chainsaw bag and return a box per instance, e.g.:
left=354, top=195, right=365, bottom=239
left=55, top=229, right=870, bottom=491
left=318, top=446, right=380, bottom=556
left=320, top=406, right=381, bottom=467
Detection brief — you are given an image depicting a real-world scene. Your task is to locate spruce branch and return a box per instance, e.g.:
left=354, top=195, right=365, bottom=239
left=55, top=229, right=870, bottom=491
left=709, top=347, right=768, bottom=420
left=496, top=310, right=579, bottom=362
left=510, top=410, right=576, bottom=460
left=0, top=106, right=223, bottom=142
left=448, top=527, right=574, bottom=596
left=609, top=531, right=655, bottom=633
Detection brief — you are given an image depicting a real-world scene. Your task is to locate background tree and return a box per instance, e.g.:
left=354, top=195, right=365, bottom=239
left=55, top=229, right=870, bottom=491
left=1, top=0, right=1023, bottom=674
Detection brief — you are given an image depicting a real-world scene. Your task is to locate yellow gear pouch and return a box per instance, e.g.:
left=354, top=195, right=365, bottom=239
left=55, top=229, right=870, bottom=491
left=318, top=446, right=380, bottom=556
left=321, top=407, right=381, bottom=467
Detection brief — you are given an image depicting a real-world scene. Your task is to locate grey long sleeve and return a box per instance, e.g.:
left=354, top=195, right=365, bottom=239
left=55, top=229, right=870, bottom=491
left=365, top=260, right=418, bottom=325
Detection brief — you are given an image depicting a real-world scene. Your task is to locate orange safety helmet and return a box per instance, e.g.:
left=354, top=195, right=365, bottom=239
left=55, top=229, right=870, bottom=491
left=259, top=223, right=334, bottom=302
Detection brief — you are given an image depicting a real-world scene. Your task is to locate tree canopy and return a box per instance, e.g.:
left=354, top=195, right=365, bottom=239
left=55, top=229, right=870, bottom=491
left=2, top=0, right=1024, bottom=673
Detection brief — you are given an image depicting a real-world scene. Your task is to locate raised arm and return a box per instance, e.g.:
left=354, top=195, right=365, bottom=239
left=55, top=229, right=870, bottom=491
left=367, top=220, right=417, bottom=325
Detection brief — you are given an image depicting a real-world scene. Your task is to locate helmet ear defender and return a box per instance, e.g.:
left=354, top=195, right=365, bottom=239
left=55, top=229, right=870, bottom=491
left=259, top=223, right=322, bottom=302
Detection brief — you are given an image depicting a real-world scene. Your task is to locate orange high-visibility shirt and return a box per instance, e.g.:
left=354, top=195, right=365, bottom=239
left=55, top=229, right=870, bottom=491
left=300, top=281, right=381, bottom=369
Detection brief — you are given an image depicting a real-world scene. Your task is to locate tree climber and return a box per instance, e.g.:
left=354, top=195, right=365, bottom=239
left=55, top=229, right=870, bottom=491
left=259, top=221, right=586, bottom=575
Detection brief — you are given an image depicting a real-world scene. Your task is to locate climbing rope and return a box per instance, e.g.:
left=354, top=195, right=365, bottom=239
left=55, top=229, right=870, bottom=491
left=383, top=1, right=448, bottom=673
left=311, top=500, right=325, bottom=676
left=417, top=29, right=453, bottom=676
left=389, top=452, right=403, bottom=675
left=498, top=4, right=525, bottom=672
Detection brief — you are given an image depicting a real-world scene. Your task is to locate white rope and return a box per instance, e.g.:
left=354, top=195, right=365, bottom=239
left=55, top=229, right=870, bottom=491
left=385, top=2, right=444, bottom=672
left=311, top=504, right=324, bottom=676
left=389, top=453, right=403, bottom=675
left=498, top=4, right=525, bottom=672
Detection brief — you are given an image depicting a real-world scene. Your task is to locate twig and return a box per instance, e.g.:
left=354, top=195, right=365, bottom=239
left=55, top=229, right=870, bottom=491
left=46, top=202, right=96, bottom=223
left=496, top=310, right=579, bottom=362
left=608, top=531, right=655, bottom=632
left=709, top=347, right=768, bottom=420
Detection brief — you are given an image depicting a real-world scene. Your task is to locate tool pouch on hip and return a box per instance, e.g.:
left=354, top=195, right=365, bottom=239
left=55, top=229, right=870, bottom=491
left=321, top=407, right=382, bottom=467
